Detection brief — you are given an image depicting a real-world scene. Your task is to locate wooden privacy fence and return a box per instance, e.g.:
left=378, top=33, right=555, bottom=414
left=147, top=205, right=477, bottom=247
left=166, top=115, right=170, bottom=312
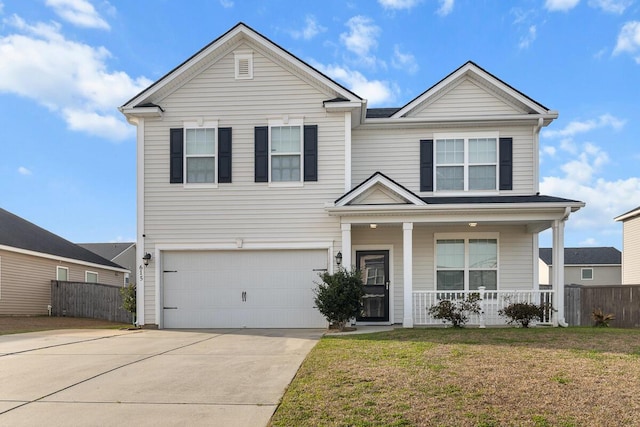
left=565, top=284, right=640, bottom=328
left=50, top=280, right=133, bottom=324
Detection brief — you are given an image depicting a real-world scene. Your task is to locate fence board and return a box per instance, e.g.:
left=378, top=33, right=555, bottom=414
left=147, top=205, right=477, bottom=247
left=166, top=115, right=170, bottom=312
left=50, top=280, right=133, bottom=324
left=565, top=284, right=640, bottom=328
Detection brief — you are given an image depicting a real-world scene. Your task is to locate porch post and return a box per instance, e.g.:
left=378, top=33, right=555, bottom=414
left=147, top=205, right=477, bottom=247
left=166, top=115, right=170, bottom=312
left=552, top=219, right=566, bottom=326
left=341, top=223, right=352, bottom=270
left=403, top=222, right=414, bottom=328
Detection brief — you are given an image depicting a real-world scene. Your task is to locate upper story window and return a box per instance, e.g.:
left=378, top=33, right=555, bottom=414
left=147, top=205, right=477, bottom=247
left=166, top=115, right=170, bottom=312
left=435, top=135, right=497, bottom=191
left=271, top=125, right=302, bottom=182
left=185, top=127, right=216, bottom=184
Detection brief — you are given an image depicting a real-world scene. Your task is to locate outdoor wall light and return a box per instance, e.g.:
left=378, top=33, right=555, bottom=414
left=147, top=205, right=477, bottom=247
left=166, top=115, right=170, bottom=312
left=469, top=222, right=478, bottom=227
left=335, top=251, right=343, bottom=266
left=142, top=252, right=152, bottom=266
left=370, top=223, right=377, bottom=229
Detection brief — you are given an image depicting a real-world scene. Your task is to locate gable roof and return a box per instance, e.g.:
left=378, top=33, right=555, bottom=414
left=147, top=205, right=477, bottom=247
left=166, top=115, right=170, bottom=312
left=335, top=172, right=426, bottom=207
left=614, top=206, right=640, bottom=222
left=120, top=22, right=362, bottom=113
left=539, top=247, right=621, bottom=266
left=389, top=61, right=555, bottom=121
left=78, top=242, right=135, bottom=262
left=0, top=208, right=125, bottom=270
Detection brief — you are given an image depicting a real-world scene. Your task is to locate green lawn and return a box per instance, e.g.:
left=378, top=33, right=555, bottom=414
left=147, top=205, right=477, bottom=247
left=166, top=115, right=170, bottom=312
left=270, top=327, right=640, bottom=427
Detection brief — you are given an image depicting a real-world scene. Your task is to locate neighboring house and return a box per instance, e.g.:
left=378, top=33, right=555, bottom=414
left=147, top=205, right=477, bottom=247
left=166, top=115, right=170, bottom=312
left=79, top=242, right=136, bottom=285
left=615, top=206, right=640, bottom=284
left=0, top=208, right=130, bottom=315
left=119, top=23, right=584, bottom=329
left=539, top=247, right=621, bottom=286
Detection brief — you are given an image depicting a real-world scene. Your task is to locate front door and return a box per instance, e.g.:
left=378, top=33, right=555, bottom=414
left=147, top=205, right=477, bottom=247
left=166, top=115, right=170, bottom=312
left=356, top=250, right=390, bottom=322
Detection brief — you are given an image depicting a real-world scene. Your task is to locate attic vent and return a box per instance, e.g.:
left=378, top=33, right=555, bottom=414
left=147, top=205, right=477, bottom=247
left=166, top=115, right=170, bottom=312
left=234, top=51, right=253, bottom=80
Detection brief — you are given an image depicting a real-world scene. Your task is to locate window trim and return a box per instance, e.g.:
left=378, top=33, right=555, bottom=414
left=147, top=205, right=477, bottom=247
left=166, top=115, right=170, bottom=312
left=85, top=271, right=99, bottom=283
left=183, top=120, right=219, bottom=188
left=433, top=132, right=499, bottom=194
left=268, top=118, right=304, bottom=187
left=234, top=50, right=253, bottom=80
left=581, top=267, right=594, bottom=280
left=56, top=266, right=69, bottom=281
left=434, top=232, right=500, bottom=292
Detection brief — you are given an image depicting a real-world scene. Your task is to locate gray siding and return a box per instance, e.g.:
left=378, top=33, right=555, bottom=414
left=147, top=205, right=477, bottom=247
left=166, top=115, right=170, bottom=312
left=547, top=265, right=621, bottom=286
left=622, top=216, right=640, bottom=284
left=0, top=249, right=125, bottom=316
left=351, top=125, right=535, bottom=194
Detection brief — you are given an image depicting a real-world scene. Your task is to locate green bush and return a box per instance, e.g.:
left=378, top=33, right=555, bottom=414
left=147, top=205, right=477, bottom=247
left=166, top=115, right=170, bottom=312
left=120, top=283, right=136, bottom=324
left=314, top=268, right=364, bottom=331
left=498, top=302, right=548, bottom=328
left=428, top=293, right=481, bottom=328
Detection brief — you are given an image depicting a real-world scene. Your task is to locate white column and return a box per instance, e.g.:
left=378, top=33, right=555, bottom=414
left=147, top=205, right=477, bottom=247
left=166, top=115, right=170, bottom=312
left=403, top=223, right=414, bottom=328
left=341, top=223, right=352, bottom=271
left=552, top=219, right=566, bottom=326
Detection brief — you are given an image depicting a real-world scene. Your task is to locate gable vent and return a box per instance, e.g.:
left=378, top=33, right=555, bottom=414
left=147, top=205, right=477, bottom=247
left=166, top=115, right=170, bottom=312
left=234, top=51, right=253, bottom=80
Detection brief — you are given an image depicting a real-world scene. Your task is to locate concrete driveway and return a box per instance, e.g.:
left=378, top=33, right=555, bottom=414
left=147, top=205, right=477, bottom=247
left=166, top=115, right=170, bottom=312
left=0, top=328, right=323, bottom=426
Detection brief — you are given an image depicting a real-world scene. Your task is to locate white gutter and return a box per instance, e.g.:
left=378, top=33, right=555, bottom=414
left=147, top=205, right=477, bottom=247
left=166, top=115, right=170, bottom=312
left=361, top=113, right=558, bottom=127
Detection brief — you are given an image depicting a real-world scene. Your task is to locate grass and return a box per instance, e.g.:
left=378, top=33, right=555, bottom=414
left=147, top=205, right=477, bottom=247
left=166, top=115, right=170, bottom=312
left=270, top=327, right=640, bottom=427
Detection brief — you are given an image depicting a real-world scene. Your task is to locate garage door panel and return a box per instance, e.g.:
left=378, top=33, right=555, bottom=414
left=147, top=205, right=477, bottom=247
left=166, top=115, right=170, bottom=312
left=162, top=250, right=328, bottom=328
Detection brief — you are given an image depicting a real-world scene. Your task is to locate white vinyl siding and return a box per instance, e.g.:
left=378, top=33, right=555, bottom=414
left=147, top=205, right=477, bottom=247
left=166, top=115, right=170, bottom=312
left=140, top=42, right=347, bottom=324
left=622, top=216, right=640, bottom=284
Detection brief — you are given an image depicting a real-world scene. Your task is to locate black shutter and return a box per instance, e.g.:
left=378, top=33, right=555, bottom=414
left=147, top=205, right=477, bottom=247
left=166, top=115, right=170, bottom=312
left=218, top=127, right=232, bottom=183
left=499, top=137, right=513, bottom=190
left=303, top=125, right=318, bottom=182
left=170, top=128, right=183, bottom=184
left=254, top=126, right=268, bottom=182
left=420, top=139, right=434, bottom=192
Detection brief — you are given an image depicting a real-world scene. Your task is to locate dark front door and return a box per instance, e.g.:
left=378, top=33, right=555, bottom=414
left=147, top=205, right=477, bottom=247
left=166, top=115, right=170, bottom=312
left=356, top=250, right=390, bottom=322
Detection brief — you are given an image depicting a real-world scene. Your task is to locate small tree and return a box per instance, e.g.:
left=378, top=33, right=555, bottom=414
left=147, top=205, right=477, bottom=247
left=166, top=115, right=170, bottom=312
left=592, top=308, right=615, bottom=327
left=428, top=293, right=481, bottom=328
left=499, top=302, right=548, bottom=328
left=120, top=283, right=136, bottom=325
left=314, top=268, right=364, bottom=331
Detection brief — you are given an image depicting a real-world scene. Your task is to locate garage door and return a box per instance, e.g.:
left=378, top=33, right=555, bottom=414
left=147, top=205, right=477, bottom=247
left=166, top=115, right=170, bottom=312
left=162, top=250, right=328, bottom=328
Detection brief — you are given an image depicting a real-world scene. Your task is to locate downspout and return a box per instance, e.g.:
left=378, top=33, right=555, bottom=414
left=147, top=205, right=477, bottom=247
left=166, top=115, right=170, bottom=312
left=533, top=117, right=544, bottom=194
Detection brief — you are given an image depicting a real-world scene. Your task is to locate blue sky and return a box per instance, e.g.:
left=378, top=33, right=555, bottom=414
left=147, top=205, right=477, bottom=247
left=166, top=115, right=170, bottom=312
left=1, top=0, right=639, bottom=249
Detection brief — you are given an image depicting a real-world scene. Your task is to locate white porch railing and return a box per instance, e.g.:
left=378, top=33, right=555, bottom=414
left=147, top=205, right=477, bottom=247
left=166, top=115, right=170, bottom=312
left=413, top=288, right=555, bottom=327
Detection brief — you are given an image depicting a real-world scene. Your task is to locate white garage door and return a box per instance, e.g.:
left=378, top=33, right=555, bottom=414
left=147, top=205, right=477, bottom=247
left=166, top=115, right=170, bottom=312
left=162, top=249, right=328, bottom=328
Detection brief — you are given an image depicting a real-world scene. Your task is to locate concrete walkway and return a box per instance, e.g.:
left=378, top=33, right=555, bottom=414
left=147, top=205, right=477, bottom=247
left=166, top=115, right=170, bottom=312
left=0, top=328, right=323, bottom=426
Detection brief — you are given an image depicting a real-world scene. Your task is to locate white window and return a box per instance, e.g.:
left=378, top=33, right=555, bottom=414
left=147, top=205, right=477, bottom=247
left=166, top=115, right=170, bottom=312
left=269, top=118, right=303, bottom=183
left=435, top=134, right=498, bottom=192
left=184, top=121, right=218, bottom=185
left=581, top=268, right=593, bottom=280
left=56, top=266, right=69, bottom=281
left=85, top=271, right=98, bottom=283
left=436, top=235, right=498, bottom=291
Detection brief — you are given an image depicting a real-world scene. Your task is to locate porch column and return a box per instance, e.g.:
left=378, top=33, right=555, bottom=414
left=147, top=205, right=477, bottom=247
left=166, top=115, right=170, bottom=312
left=552, top=219, right=566, bottom=326
left=403, top=222, right=414, bottom=328
left=341, top=223, right=352, bottom=270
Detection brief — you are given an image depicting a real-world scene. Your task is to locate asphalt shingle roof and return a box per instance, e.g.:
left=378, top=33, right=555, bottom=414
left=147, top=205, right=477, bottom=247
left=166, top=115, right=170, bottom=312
left=78, top=243, right=134, bottom=262
left=0, top=208, right=124, bottom=269
left=539, top=247, right=621, bottom=266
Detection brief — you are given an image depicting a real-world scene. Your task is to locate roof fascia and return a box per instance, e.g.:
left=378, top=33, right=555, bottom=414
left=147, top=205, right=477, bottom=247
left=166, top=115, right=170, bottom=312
left=335, top=173, right=426, bottom=207
left=614, top=207, right=640, bottom=222
left=361, top=113, right=558, bottom=128
left=391, top=61, right=553, bottom=119
left=0, top=244, right=130, bottom=273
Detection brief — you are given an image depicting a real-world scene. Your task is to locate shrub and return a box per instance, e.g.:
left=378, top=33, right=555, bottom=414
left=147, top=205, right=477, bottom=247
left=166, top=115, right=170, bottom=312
left=120, top=283, right=136, bottom=325
left=313, top=268, right=364, bottom=331
left=592, top=308, right=615, bottom=327
left=428, top=293, right=481, bottom=328
left=498, top=302, right=548, bottom=328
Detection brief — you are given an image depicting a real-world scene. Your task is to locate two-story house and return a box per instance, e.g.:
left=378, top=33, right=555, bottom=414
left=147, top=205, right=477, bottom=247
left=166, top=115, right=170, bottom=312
left=615, top=206, right=640, bottom=284
left=120, top=23, right=584, bottom=329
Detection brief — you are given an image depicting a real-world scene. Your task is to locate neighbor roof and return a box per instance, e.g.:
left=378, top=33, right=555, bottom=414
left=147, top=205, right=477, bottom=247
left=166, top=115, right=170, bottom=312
left=0, top=208, right=124, bottom=270
left=78, top=242, right=135, bottom=261
left=539, top=247, right=621, bottom=266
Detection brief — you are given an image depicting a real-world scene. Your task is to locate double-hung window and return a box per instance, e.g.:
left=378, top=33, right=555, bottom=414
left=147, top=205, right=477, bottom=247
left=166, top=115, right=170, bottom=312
left=185, top=123, right=217, bottom=184
left=436, top=235, right=498, bottom=291
left=435, top=133, right=498, bottom=191
left=270, top=119, right=303, bottom=183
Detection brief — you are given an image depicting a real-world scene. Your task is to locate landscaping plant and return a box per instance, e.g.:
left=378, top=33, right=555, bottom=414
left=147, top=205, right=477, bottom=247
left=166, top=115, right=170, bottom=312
left=592, top=308, right=615, bottom=327
left=427, top=293, right=481, bottom=327
left=313, top=268, right=364, bottom=331
left=120, top=283, right=136, bottom=325
left=498, top=301, right=549, bottom=328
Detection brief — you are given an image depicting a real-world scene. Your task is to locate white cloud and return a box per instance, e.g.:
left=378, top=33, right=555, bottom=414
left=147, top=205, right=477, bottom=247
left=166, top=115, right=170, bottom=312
left=290, top=16, right=326, bottom=40
left=588, top=0, right=632, bottom=13
left=312, top=62, right=396, bottom=106
left=544, top=0, right=580, bottom=11
left=0, top=15, right=151, bottom=141
left=18, top=166, right=32, bottom=176
left=340, top=16, right=381, bottom=65
left=519, top=25, right=537, bottom=49
left=391, top=45, right=418, bottom=74
left=219, top=0, right=234, bottom=7
left=542, top=114, right=625, bottom=139
left=45, top=0, right=110, bottom=30
left=436, top=0, right=454, bottom=16
left=579, top=237, right=597, bottom=245
left=613, top=21, right=640, bottom=63
left=378, top=0, right=421, bottom=10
